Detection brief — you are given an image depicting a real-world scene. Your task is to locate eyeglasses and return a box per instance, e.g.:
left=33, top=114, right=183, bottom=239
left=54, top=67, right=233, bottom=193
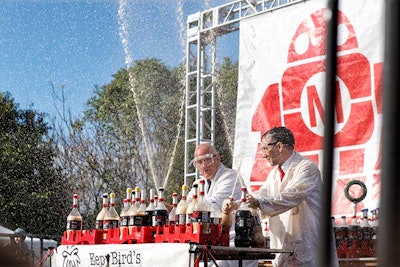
left=193, top=154, right=216, bottom=168
left=260, top=141, right=279, bottom=152
left=267, top=142, right=279, bottom=146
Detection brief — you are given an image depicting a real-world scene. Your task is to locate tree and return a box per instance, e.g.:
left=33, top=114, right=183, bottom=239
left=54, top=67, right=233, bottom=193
left=215, top=57, right=239, bottom=167
left=52, top=57, right=238, bottom=226
left=0, top=92, right=69, bottom=240
left=53, top=59, right=186, bottom=225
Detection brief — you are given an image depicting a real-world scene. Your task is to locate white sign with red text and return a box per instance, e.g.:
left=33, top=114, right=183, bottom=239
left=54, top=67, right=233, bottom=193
left=48, top=243, right=192, bottom=267
left=234, top=0, right=384, bottom=217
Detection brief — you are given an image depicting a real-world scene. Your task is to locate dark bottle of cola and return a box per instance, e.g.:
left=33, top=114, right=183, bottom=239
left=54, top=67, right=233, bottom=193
left=234, top=187, right=252, bottom=247
left=145, top=189, right=156, bottom=226
left=153, top=187, right=169, bottom=226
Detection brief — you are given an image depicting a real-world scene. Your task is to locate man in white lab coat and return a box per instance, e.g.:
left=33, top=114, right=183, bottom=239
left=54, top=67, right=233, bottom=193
left=188, top=143, right=258, bottom=267
left=224, top=127, right=338, bottom=267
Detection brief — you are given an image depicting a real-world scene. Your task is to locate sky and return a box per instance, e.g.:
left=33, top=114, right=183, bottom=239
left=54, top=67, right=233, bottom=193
left=0, top=0, right=238, bottom=123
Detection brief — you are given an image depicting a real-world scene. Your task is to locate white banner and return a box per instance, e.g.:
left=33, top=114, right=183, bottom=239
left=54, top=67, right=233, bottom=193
left=47, top=243, right=192, bottom=267
left=234, top=0, right=384, bottom=217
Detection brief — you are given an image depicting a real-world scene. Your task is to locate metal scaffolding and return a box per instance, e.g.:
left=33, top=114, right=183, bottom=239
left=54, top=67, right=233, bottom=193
left=184, top=0, right=306, bottom=185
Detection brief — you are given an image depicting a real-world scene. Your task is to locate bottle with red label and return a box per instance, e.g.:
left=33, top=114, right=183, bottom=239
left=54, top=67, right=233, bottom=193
left=95, top=193, right=109, bottom=229
left=153, top=187, right=169, bottom=226
left=234, top=187, right=252, bottom=247
left=128, top=187, right=140, bottom=231
left=347, top=215, right=362, bottom=258
left=210, top=201, right=222, bottom=225
left=186, top=184, right=198, bottom=225
left=120, top=188, right=132, bottom=231
left=169, top=193, right=178, bottom=226
left=370, top=208, right=378, bottom=256
left=335, top=215, right=348, bottom=258
left=103, top=193, right=119, bottom=229
left=66, top=194, right=82, bottom=239
left=175, top=184, right=188, bottom=225
left=145, top=188, right=156, bottom=226
left=193, top=180, right=211, bottom=233
left=360, top=208, right=374, bottom=257
left=133, top=190, right=147, bottom=226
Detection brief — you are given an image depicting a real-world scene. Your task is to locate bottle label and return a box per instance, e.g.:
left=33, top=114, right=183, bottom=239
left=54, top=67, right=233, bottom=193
left=235, top=210, right=253, bottom=228
left=103, top=220, right=119, bottom=229
left=95, top=220, right=104, bottom=229
left=154, top=210, right=168, bottom=226
left=145, top=211, right=154, bottom=226
left=192, top=211, right=211, bottom=223
left=211, top=217, right=222, bottom=224
left=176, top=214, right=186, bottom=225
left=121, top=216, right=129, bottom=227
left=129, top=215, right=135, bottom=226
left=133, top=215, right=145, bottom=226
left=67, top=220, right=82, bottom=230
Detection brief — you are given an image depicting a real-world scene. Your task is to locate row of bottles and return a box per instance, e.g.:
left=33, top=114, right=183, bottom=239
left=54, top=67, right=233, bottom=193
left=65, top=185, right=265, bottom=248
left=333, top=208, right=378, bottom=258
left=67, top=183, right=224, bottom=233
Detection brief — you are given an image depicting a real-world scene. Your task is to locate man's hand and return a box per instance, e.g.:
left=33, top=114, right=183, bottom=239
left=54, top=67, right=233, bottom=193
left=222, top=197, right=238, bottom=213
left=246, top=194, right=260, bottom=209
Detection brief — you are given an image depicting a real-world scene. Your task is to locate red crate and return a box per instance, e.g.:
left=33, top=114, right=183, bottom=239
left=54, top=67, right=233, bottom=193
left=61, top=229, right=106, bottom=245
left=154, top=223, right=229, bottom=246
left=106, top=226, right=156, bottom=244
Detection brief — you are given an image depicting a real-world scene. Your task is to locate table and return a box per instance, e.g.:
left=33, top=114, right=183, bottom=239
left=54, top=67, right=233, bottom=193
left=189, top=243, right=292, bottom=267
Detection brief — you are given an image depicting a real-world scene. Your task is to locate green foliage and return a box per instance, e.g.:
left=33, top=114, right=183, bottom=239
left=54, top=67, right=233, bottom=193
left=0, top=92, right=70, bottom=240
left=53, top=57, right=238, bottom=224
left=215, top=58, right=239, bottom=166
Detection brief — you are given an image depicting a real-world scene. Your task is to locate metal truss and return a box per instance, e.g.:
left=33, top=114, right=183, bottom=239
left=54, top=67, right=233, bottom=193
left=184, top=0, right=306, bottom=185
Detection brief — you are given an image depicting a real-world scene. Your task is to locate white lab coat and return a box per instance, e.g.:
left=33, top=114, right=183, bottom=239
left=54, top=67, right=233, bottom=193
left=187, top=163, right=242, bottom=209
left=187, top=164, right=258, bottom=267
left=254, top=151, right=339, bottom=267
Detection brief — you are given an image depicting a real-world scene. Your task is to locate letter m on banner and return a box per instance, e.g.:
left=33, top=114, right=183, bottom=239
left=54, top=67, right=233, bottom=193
left=234, top=0, right=384, bottom=217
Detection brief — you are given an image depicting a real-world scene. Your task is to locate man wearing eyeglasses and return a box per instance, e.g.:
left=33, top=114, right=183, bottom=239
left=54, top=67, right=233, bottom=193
left=187, top=143, right=242, bottom=218
left=187, top=143, right=261, bottom=267
left=223, top=127, right=338, bottom=267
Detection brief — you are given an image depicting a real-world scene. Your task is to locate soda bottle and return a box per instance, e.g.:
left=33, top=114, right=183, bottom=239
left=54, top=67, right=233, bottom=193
left=145, top=188, right=156, bottom=226
left=175, top=184, right=188, bottom=225
left=103, top=193, right=119, bottom=229
left=347, top=215, right=362, bottom=258
left=360, top=208, right=374, bottom=257
left=169, top=193, right=178, bottom=226
left=234, top=187, right=252, bottom=247
left=370, top=208, right=378, bottom=256
left=193, top=180, right=211, bottom=233
left=95, top=193, right=109, bottom=229
left=128, top=187, right=140, bottom=231
left=186, top=184, right=198, bottom=224
left=66, top=194, right=82, bottom=239
left=134, top=187, right=141, bottom=210
left=120, top=188, right=132, bottom=231
left=153, top=187, right=169, bottom=226
left=133, top=190, right=147, bottom=226
left=250, top=205, right=265, bottom=248
left=335, top=215, right=348, bottom=258
left=210, top=201, right=222, bottom=225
